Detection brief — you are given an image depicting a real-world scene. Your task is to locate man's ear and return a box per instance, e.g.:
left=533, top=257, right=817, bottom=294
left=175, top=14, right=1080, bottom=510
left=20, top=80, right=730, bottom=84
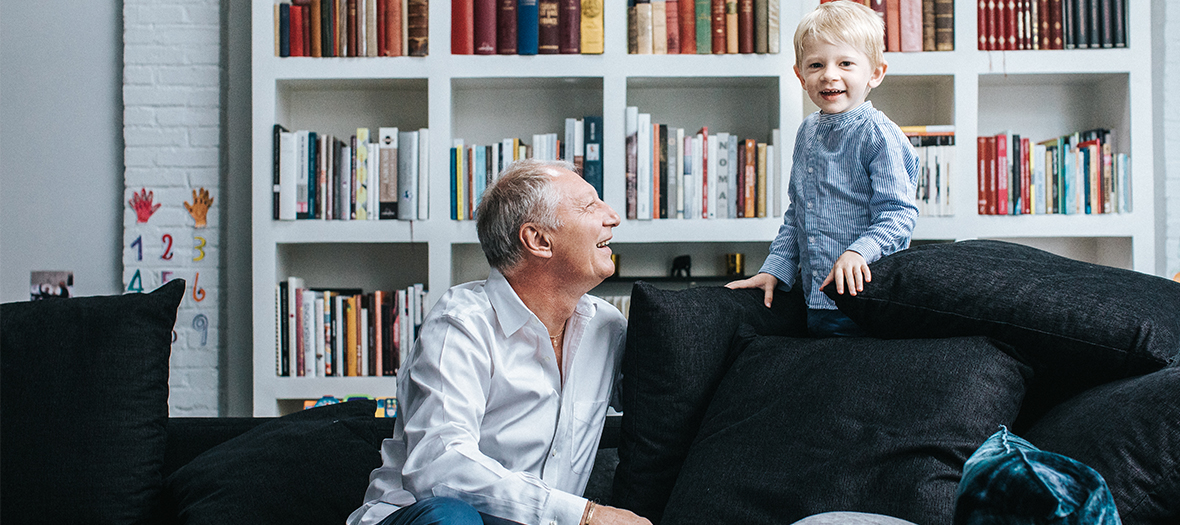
left=519, top=223, right=554, bottom=259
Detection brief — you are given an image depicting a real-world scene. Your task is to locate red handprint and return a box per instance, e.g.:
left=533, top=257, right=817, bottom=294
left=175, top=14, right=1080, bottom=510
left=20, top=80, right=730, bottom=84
left=129, top=188, right=161, bottom=223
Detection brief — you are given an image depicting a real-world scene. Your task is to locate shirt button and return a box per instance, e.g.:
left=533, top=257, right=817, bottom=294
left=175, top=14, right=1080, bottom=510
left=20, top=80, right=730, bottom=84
left=808, top=236, right=815, bottom=243
left=808, top=167, right=813, bottom=173
left=812, top=270, right=818, bottom=277
left=807, top=202, right=813, bottom=209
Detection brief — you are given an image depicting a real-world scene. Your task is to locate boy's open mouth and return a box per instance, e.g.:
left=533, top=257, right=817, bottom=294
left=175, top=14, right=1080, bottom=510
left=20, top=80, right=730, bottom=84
left=820, top=89, right=846, bottom=98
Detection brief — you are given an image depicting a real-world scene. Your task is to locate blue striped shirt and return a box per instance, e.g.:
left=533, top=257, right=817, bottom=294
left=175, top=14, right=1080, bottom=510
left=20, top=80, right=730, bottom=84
left=760, top=101, right=919, bottom=309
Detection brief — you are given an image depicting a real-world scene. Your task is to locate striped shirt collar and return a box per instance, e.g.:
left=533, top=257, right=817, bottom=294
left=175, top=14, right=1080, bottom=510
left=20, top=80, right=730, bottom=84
left=815, top=100, right=875, bottom=126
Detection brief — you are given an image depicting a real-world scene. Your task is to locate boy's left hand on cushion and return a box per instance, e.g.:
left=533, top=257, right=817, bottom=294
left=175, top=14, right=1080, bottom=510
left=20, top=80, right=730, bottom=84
left=823, top=250, right=870, bottom=296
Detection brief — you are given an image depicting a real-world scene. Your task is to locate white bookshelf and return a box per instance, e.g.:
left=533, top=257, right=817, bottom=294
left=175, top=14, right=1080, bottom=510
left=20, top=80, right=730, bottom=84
left=251, top=0, right=1155, bottom=415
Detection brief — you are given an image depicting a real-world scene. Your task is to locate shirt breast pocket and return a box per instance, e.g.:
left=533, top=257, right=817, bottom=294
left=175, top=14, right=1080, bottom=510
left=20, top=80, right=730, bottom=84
left=571, top=399, right=607, bottom=474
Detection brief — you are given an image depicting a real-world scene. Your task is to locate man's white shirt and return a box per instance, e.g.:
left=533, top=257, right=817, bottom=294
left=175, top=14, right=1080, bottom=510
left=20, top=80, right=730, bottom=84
left=348, top=268, right=627, bottom=525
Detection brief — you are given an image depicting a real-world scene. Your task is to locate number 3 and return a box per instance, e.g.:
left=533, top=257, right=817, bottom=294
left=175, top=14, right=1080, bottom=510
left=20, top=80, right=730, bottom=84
left=193, top=236, right=206, bottom=262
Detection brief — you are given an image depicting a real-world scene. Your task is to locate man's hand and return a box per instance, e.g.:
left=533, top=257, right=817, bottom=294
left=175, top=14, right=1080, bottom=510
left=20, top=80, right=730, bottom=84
left=822, top=250, right=870, bottom=296
left=588, top=504, right=652, bottom=525
left=725, top=272, right=779, bottom=308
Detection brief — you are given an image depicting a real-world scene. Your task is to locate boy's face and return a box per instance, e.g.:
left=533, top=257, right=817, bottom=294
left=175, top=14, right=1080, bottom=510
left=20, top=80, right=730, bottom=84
left=794, top=37, right=887, bottom=115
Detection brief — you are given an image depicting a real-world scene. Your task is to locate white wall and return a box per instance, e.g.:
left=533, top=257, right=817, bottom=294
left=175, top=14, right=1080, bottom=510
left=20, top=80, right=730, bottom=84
left=1163, top=0, right=1180, bottom=280
left=1, top=1, right=125, bottom=299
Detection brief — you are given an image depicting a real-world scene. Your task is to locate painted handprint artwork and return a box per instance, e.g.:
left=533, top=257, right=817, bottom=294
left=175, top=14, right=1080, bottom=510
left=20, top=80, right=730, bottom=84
left=129, top=188, right=161, bottom=223
left=184, top=187, right=214, bottom=228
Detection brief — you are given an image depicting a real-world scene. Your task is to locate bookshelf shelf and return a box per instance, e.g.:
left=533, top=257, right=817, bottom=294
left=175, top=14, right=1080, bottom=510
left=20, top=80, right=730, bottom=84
left=252, top=0, right=1156, bottom=415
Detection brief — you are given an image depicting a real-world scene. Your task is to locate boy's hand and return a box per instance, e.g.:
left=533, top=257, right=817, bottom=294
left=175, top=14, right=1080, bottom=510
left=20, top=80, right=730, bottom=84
left=725, top=272, right=779, bottom=308
left=823, top=250, right=871, bottom=296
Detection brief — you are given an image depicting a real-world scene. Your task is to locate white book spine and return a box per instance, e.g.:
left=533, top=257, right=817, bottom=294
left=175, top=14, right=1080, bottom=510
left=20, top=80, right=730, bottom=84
left=715, top=133, right=730, bottom=220
left=564, top=118, right=577, bottom=164
left=398, top=130, right=419, bottom=220
left=692, top=134, right=703, bottom=219
left=675, top=128, right=685, bottom=219
left=296, top=130, right=310, bottom=216
left=314, top=295, right=326, bottom=377
left=418, top=128, right=430, bottom=220
left=727, top=135, right=739, bottom=218
left=637, top=113, right=652, bottom=220
left=279, top=131, right=297, bottom=220
left=301, top=288, right=315, bottom=376
left=334, top=295, right=345, bottom=377
left=707, top=136, right=718, bottom=219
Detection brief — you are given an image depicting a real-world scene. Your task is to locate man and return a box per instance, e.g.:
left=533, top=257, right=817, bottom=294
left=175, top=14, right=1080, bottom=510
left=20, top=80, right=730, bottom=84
left=348, top=159, right=651, bottom=525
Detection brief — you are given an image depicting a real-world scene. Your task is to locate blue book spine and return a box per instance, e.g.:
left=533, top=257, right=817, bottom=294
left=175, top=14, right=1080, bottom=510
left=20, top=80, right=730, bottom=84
left=307, top=132, right=317, bottom=219
left=583, top=116, right=604, bottom=199
left=475, top=146, right=487, bottom=210
left=518, top=0, right=539, bottom=55
left=450, top=147, right=458, bottom=220
left=279, top=3, right=291, bottom=57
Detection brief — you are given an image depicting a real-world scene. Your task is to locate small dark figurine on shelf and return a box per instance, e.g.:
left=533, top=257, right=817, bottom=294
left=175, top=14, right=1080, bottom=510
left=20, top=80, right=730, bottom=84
left=671, top=255, right=692, bottom=278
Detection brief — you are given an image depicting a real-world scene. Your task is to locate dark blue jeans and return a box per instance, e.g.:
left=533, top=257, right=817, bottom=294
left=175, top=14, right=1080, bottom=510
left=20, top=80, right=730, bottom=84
left=807, top=308, right=867, bottom=338
left=376, top=497, right=519, bottom=525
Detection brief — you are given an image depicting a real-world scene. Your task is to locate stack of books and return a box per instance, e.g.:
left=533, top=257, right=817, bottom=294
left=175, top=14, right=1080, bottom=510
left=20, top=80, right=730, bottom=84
left=902, top=125, right=955, bottom=218
left=450, top=116, right=604, bottom=220
left=977, top=0, right=1125, bottom=50
left=821, top=0, right=954, bottom=53
left=273, top=125, right=429, bottom=221
left=625, top=107, right=782, bottom=221
left=976, top=128, right=1130, bottom=216
left=276, top=277, right=427, bottom=378
left=452, top=0, right=604, bottom=54
left=275, top=0, right=429, bottom=57
left=627, top=0, right=782, bottom=54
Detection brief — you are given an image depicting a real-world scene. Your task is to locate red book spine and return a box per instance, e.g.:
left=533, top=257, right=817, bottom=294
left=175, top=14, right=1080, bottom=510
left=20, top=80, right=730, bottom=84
left=538, top=0, right=560, bottom=53
left=497, top=0, right=518, bottom=53
left=996, top=134, right=1009, bottom=215
left=291, top=4, right=306, bottom=56
left=1049, top=0, right=1063, bottom=49
left=738, top=0, right=754, bottom=53
left=302, top=3, right=312, bottom=56
left=885, top=0, right=901, bottom=51
left=652, top=124, right=661, bottom=219
left=744, top=139, right=756, bottom=219
left=710, top=0, right=726, bottom=54
left=978, top=0, right=987, bottom=49
left=666, top=0, right=681, bottom=53
left=986, top=136, right=997, bottom=215
left=977, top=136, right=988, bottom=214
left=387, top=0, right=403, bottom=55
left=377, top=0, right=387, bottom=55
left=452, top=0, right=475, bottom=54
left=987, top=0, right=998, bottom=50
left=1021, top=137, right=1031, bottom=214
left=474, top=0, right=497, bottom=53
left=679, top=0, right=696, bottom=53
left=558, top=0, right=580, bottom=53
left=348, top=0, right=359, bottom=56
left=1005, top=0, right=1016, bottom=50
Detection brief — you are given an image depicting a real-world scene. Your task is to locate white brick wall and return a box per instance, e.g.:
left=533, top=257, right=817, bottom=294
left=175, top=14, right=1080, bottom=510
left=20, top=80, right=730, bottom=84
left=123, top=0, right=223, bottom=416
left=1167, top=1, right=1180, bottom=280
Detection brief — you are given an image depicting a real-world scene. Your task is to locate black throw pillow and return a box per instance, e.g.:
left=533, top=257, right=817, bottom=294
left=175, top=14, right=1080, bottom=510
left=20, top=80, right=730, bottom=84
left=826, top=240, right=1180, bottom=428
left=611, top=282, right=807, bottom=523
left=662, top=332, right=1031, bottom=525
left=0, top=280, right=184, bottom=525
left=1025, top=366, right=1180, bottom=525
left=164, top=400, right=388, bottom=525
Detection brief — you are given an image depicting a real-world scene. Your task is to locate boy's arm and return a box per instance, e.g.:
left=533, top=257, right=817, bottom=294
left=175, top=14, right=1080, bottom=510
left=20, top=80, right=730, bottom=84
left=845, top=126, right=920, bottom=264
left=759, top=200, right=802, bottom=290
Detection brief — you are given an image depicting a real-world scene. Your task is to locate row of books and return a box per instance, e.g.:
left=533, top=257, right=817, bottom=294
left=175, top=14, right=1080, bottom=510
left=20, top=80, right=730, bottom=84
left=275, top=0, right=429, bottom=57
left=823, top=0, right=955, bottom=52
left=452, top=0, right=604, bottom=54
left=977, top=0, right=1126, bottom=51
left=273, top=125, right=430, bottom=221
left=450, top=116, right=605, bottom=220
left=303, top=395, right=399, bottom=417
left=903, top=126, right=956, bottom=217
left=276, top=277, right=427, bottom=378
left=627, top=0, right=782, bottom=55
left=976, top=128, right=1130, bottom=216
left=625, top=107, right=782, bottom=221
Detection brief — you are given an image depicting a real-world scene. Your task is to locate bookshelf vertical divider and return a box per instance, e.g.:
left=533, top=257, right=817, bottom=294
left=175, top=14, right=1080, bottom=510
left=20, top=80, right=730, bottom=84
left=251, top=0, right=1154, bottom=416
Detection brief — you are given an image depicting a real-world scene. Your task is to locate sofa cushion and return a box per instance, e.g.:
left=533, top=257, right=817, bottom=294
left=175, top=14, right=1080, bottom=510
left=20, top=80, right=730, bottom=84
left=1025, top=366, right=1180, bottom=524
left=611, top=283, right=807, bottom=523
left=955, top=428, right=1121, bottom=525
left=662, top=333, right=1031, bottom=525
left=826, top=240, right=1180, bottom=427
left=0, top=280, right=184, bottom=525
left=164, top=400, right=388, bottom=525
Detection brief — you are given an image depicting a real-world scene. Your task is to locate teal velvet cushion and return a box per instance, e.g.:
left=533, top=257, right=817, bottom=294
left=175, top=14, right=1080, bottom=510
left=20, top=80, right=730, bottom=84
left=955, top=428, right=1121, bottom=525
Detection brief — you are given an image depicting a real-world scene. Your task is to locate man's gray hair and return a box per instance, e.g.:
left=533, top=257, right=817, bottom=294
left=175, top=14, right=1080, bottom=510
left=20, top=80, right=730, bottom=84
left=476, top=158, right=574, bottom=271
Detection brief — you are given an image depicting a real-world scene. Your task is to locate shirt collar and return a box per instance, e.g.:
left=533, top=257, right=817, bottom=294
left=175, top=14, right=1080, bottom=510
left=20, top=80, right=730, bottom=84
left=815, top=100, right=874, bottom=126
left=485, top=267, right=598, bottom=338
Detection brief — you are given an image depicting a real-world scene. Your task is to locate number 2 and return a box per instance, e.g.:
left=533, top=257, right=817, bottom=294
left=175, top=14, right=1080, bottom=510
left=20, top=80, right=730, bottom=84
left=161, top=234, right=174, bottom=260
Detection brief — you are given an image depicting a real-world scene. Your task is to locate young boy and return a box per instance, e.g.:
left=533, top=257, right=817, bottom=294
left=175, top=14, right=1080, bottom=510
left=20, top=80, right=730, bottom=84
left=727, top=0, right=919, bottom=337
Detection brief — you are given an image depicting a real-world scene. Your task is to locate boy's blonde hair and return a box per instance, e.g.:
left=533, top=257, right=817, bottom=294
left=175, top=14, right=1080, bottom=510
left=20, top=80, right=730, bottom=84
left=794, top=1, right=885, bottom=70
